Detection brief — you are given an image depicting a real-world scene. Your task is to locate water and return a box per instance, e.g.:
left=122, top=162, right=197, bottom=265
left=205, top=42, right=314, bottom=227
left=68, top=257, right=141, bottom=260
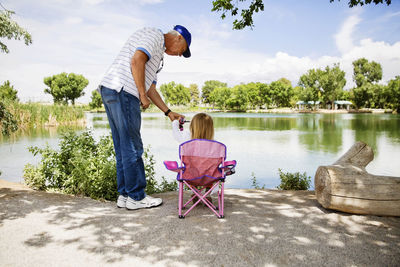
left=1, top=112, right=400, bottom=189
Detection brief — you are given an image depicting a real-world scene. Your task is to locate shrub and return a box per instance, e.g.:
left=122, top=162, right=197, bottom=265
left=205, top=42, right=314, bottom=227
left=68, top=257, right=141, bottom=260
left=0, top=100, right=18, bottom=135
left=251, top=172, right=265, bottom=189
left=277, top=168, right=311, bottom=190
left=24, top=130, right=176, bottom=201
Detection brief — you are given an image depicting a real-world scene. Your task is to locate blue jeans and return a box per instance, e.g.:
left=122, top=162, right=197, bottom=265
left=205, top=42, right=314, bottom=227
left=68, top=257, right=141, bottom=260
left=100, top=86, right=146, bottom=201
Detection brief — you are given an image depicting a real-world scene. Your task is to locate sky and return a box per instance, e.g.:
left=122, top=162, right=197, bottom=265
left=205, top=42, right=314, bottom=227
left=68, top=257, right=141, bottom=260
left=1, top=0, right=400, bottom=103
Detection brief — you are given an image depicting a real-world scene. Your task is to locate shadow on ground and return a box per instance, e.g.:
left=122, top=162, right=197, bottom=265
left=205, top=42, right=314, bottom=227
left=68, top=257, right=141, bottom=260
left=1, top=180, right=399, bottom=266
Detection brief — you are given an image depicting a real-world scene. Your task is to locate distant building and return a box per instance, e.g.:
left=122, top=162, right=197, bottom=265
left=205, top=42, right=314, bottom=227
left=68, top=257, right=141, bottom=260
left=296, top=101, right=320, bottom=110
left=334, top=100, right=352, bottom=110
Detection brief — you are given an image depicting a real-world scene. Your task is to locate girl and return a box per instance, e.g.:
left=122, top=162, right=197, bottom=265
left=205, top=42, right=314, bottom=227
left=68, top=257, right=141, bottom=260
left=172, top=112, right=214, bottom=143
left=171, top=113, right=215, bottom=203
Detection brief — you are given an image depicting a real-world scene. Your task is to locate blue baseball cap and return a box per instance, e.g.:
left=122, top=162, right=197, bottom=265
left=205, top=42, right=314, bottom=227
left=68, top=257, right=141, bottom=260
left=173, top=25, right=191, bottom=58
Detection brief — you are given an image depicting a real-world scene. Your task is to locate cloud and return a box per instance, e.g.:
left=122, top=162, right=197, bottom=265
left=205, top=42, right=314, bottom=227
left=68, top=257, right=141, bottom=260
left=335, top=13, right=362, bottom=54
left=1, top=2, right=399, bottom=104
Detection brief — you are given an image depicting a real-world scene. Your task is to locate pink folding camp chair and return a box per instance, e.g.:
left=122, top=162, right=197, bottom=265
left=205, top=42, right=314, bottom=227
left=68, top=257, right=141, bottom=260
left=164, top=139, right=236, bottom=219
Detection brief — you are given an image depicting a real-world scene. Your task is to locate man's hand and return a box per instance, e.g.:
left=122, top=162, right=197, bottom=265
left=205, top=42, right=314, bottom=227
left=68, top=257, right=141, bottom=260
left=140, top=94, right=151, bottom=109
left=168, top=111, right=184, bottom=122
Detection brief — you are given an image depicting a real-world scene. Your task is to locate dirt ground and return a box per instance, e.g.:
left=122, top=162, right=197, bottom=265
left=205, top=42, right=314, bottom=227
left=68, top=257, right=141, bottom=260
left=1, top=179, right=399, bottom=266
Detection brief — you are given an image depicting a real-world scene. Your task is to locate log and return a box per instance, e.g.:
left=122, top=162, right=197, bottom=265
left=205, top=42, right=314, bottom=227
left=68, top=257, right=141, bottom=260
left=315, top=141, right=400, bottom=216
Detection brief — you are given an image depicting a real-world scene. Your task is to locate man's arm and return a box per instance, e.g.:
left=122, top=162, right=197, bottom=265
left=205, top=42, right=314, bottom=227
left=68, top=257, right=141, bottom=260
left=131, top=50, right=151, bottom=109
left=147, top=84, right=183, bottom=121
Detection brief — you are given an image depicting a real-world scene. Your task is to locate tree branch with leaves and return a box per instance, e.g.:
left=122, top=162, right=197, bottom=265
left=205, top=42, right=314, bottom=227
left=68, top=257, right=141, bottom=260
left=0, top=4, right=32, bottom=53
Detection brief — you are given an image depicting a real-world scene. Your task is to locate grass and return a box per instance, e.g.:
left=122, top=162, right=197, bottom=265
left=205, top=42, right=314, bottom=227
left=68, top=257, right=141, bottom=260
left=6, top=101, right=86, bottom=130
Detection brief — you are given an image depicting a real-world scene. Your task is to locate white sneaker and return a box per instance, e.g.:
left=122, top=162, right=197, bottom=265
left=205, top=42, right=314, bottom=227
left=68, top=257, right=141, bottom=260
left=117, top=195, right=127, bottom=208
left=126, top=195, right=163, bottom=210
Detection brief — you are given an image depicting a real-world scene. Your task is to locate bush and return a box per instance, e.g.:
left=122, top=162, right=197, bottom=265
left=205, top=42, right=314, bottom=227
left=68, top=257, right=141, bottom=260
left=0, top=100, right=18, bottom=135
left=251, top=172, right=265, bottom=189
left=24, top=130, right=177, bottom=201
left=277, top=168, right=311, bottom=190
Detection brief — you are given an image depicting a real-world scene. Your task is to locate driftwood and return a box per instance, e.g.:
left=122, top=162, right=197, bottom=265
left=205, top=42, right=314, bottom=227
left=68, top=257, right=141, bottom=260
left=315, top=141, right=400, bottom=216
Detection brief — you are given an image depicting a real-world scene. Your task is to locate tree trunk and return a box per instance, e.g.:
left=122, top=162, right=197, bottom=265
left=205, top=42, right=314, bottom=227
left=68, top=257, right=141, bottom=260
left=315, top=141, right=400, bottom=216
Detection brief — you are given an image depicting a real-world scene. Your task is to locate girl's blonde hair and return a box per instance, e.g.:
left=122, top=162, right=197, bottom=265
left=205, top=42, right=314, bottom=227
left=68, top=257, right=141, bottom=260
left=190, top=113, right=214, bottom=140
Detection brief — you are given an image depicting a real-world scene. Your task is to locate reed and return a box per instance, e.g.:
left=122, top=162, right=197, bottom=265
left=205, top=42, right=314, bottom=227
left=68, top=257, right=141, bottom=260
left=5, top=101, right=86, bottom=130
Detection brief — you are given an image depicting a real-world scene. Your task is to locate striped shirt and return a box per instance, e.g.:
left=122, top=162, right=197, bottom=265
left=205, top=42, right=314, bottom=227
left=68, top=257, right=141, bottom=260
left=100, top=27, right=165, bottom=99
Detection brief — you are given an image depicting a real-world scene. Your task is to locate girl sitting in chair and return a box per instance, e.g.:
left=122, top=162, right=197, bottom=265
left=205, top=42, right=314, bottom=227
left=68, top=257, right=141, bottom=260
left=171, top=113, right=215, bottom=203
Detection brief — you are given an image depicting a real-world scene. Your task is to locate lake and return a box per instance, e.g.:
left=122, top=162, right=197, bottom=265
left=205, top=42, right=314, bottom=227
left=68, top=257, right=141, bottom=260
left=1, top=112, right=399, bottom=189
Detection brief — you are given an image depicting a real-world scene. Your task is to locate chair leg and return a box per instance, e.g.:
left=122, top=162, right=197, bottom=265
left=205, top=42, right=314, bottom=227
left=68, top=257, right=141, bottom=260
left=178, top=181, right=184, bottom=218
left=219, top=182, right=225, bottom=218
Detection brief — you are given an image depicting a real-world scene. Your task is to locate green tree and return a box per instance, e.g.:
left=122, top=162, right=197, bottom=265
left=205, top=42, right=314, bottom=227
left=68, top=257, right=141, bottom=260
left=226, top=85, right=249, bottom=111
left=44, top=72, right=88, bottom=105
left=258, top=82, right=271, bottom=108
left=319, top=63, right=346, bottom=109
left=211, top=0, right=391, bottom=30
left=0, top=100, right=18, bottom=135
left=159, top=82, right=190, bottom=106
left=209, top=86, right=231, bottom=110
left=0, top=80, right=18, bottom=101
left=269, top=78, right=294, bottom=108
left=385, top=76, right=400, bottom=112
left=89, top=89, right=103, bottom=109
left=352, top=58, right=382, bottom=87
left=298, top=69, right=324, bottom=109
left=0, top=6, right=32, bottom=53
left=245, top=82, right=262, bottom=109
left=188, top=83, right=200, bottom=106
left=201, top=80, right=227, bottom=104
left=350, top=58, right=383, bottom=109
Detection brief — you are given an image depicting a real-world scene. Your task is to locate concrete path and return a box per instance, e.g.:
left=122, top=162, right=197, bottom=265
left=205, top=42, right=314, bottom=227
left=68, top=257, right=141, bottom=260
left=1, top=179, right=399, bottom=266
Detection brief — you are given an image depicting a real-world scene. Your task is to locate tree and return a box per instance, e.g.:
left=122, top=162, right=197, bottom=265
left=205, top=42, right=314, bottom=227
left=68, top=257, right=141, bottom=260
left=209, top=86, right=231, bottom=110
left=385, top=76, right=400, bottom=112
left=329, top=0, right=391, bottom=7
left=201, top=80, right=227, bottom=104
left=350, top=58, right=383, bottom=109
left=89, top=89, right=103, bottom=109
left=269, top=78, right=294, bottom=108
left=298, top=69, right=324, bottom=109
left=0, top=6, right=32, bottom=53
left=211, top=0, right=391, bottom=30
left=0, top=80, right=18, bottom=101
left=44, top=72, right=88, bottom=105
left=159, top=82, right=190, bottom=106
left=226, top=85, right=249, bottom=111
left=319, top=63, right=346, bottom=109
left=188, top=84, right=200, bottom=106
left=352, top=58, right=382, bottom=87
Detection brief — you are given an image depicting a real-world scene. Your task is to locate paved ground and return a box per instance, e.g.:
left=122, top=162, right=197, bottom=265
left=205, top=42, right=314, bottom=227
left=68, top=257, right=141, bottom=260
left=1, top=179, right=399, bottom=266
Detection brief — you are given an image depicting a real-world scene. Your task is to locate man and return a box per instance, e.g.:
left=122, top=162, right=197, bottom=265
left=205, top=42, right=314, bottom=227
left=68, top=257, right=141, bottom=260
left=99, top=25, right=191, bottom=210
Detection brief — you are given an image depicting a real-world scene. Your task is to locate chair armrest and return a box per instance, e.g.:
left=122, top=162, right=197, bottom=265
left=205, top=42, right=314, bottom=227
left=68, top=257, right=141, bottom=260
left=163, top=161, right=182, bottom=172
left=221, top=160, right=237, bottom=176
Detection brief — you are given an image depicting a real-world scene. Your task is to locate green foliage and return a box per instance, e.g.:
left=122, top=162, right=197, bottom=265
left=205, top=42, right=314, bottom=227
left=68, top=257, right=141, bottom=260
left=251, top=172, right=265, bottom=189
left=298, top=68, right=323, bottom=104
left=385, top=76, right=400, bottom=112
left=0, top=8, right=32, bottom=53
left=44, top=72, right=88, bottom=105
left=209, top=86, right=231, bottom=110
left=7, top=101, right=85, bottom=129
left=269, top=78, right=294, bottom=108
left=159, top=82, right=191, bottom=105
left=330, top=0, right=391, bottom=7
left=202, top=80, right=227, bottom=104
left=0, top=100, right=18, bottom=135
left=188, top=84, right=200, bottom=106
left=211, top=0, right=390, bottom=30
left=23, top=131, right=176, bottom=200
left=277, top=168, right=311, bottom=190
left=0, top=80, right=19, bottom=101
left=89, top=89, right=103, bottom=109
left=211, top=0, right=264, bottom=29
left=226, top=85, right=249, bottom=111
left=319, top=63, right=346, bottom=109
left=352, top=58, right=382, bottom=88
